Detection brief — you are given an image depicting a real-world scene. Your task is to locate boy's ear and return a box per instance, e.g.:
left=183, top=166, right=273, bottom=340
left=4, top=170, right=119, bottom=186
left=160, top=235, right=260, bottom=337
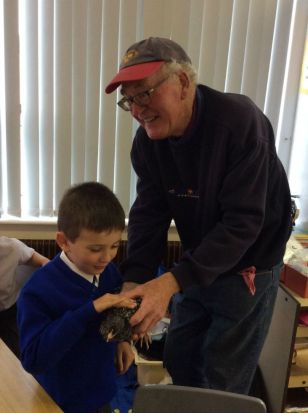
left=56, top=232, right=70, bottom=252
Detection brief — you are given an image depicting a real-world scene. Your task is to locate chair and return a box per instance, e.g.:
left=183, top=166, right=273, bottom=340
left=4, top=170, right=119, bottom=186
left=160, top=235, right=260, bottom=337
left=256, top=284, right=300, bottom=413
left=133, top=384, right=267, bottom=413
left=133, top=285, right=299, bottom=413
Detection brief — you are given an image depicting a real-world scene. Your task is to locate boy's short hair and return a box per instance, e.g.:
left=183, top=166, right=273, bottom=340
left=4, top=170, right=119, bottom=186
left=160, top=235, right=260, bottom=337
left=57, top=182, right=125, bottom=241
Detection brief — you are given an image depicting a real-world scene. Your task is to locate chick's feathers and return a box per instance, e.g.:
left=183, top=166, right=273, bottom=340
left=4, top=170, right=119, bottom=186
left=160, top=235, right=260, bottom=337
left=99, top=298, right=141, bottom=342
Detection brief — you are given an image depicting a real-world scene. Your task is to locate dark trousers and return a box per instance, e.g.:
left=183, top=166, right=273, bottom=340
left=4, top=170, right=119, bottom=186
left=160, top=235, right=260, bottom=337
left=0, top=303, right=20, bottom=358
left=164, top=263, right=281, bottom=394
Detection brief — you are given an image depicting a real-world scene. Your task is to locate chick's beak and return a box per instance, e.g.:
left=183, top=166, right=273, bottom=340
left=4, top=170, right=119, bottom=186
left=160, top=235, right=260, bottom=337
left=106, top=330, right=116, bottom=342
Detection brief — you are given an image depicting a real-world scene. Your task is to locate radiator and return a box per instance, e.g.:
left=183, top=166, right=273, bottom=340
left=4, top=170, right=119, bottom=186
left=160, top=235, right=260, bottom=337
left=21, top=239, right=183, bottom=269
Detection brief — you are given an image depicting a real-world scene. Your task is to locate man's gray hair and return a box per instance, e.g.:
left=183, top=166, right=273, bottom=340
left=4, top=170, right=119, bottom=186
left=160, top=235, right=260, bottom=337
left=162, top=59, right=198, bottom=85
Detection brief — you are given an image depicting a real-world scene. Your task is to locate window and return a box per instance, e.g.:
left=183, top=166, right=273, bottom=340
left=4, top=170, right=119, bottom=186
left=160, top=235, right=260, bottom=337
left=0, top=0, right=307, bottom=228
left=288, top=27, right=308, bottom=231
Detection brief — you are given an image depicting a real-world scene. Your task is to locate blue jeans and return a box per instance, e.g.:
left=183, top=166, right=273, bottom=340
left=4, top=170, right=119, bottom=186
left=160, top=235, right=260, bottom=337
left=164, top=263, right=282, bottom=394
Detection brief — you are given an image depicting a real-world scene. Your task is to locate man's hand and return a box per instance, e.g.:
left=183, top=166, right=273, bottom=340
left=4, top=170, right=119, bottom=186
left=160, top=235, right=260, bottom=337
left=121, top=281, right=139, bottom=292
left=123, top=272, right=180, bottom=337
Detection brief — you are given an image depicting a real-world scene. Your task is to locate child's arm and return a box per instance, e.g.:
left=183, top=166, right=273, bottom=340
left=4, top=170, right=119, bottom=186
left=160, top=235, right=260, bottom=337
left=115, top=341, right=135, bottom=374
left=93, top=293, right=136, bottom=313
left=18, top=292, right=134, bottom=374
left=27, top=251, right=49, bottom=267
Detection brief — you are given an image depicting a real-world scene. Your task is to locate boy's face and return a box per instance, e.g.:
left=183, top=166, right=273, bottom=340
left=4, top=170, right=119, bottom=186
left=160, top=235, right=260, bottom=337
left=56, top=228, right=122, bottom=274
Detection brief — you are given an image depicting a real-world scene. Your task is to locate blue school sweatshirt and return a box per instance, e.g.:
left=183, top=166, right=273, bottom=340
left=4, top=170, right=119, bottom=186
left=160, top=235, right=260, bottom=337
left=17, top=254, right=122, bottom=413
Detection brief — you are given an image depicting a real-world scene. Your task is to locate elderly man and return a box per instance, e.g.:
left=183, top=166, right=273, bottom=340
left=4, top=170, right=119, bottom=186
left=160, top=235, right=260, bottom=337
left=105, top=37, right=292, bottom=393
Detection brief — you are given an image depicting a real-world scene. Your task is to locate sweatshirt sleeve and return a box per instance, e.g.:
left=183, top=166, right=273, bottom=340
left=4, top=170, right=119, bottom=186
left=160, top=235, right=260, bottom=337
left=17, top=282, right=100, bottom=374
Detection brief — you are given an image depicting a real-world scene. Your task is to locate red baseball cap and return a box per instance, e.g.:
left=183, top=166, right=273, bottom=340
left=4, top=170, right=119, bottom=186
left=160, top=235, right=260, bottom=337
left=105, top=37, right=191, bottom=94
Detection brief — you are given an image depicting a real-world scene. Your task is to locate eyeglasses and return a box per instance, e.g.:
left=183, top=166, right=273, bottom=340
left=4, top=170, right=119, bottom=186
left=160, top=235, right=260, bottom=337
left=117, top=76, right=169, bottom=111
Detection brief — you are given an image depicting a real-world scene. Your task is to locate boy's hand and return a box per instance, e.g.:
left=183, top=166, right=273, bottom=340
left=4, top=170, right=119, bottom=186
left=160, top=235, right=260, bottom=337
left=115, top=342, right=135, bottom=374
left=93, top=293, right=137, bottom=313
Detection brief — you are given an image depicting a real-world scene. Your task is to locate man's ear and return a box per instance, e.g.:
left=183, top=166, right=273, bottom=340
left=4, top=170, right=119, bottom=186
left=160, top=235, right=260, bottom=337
left=178, top=71, right=190, bottom=99
left=56, top=231, right=70, bottom=252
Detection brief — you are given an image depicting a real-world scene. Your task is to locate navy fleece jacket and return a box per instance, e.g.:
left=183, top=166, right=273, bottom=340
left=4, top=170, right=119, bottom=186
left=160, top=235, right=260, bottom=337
left=120, top=85, right=292, bottom=289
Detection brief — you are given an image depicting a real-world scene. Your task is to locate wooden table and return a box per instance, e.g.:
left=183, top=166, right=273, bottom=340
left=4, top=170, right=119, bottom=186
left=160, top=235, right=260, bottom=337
left=0, top=339, right=63, bottom=412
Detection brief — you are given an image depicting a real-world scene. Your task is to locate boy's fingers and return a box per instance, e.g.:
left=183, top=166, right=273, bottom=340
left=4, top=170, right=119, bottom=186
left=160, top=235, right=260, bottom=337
left=115, top=297, right=137, bottom=308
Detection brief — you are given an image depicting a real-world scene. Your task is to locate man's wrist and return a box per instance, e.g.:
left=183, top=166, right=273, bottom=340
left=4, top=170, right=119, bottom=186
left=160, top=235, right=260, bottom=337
left=122, top=281, right=139, bottom=292
left=160, top=271, right=181, bottom=295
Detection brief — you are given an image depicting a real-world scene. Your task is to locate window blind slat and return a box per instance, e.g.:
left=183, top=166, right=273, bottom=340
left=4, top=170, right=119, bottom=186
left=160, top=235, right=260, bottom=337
left=71, top=0, right=87, bottom=184
left=264, top=0, right=294, bottom=135
left=114, top=0, right=139, bottom=212
left=164, top=0, right=191, bottom=50
left=187, top=0, right=205, bottom=70
left=143, top=0, right=167, bottom=39
left=98, top=0, right=120, bottom=197
left=225, top=0, right=250, bottom=92
left=276, top=1, right=308, bottom=170
left=39, top=0, right=54, bottom=216
left=2, top=0, right=21, bottom=217
left=241, top=0, right=269, bottom=101
left=198, top=1, right=222, bottom=86
left=212, top=0, right=233, bottom=91
left=254, top=0, right=277, bottom=109
left=54, top=0, right=73, bottom=212
left=0, top=117, right=2, bottom=215
left=84, top=0, right=102, bottom=181
left=20, top=0, right=39, bottom=217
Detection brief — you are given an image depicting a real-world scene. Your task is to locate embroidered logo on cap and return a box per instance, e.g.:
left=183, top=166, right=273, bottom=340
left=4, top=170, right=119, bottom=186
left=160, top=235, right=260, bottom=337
left=122, top=50, right=139, bottom=65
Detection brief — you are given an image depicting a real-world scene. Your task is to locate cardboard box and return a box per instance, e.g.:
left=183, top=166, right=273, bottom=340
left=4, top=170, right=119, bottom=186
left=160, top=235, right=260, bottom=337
left=284, top=264, right=308, bottom=298
left=136, top=360, right=170, bottom=385
left=134, top=349, right=172, bottom=385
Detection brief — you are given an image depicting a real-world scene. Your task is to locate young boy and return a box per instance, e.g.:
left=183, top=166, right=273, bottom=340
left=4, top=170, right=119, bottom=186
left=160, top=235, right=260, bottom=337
left=0, top=236, right=49, bottom=357
left=17, top=182, right=136, bottom=413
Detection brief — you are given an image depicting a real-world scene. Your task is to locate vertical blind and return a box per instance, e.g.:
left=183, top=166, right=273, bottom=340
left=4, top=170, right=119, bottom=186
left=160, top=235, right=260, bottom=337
left=0, top=0, right=307, bottom=220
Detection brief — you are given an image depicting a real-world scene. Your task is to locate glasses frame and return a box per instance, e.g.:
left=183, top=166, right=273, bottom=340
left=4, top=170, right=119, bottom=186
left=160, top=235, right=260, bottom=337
left=117, top=76, right=170, bottom=111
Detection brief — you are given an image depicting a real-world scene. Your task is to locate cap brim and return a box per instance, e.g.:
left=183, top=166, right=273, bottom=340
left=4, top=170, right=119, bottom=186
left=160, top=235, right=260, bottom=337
left=105, top=61, right=164, bottom=94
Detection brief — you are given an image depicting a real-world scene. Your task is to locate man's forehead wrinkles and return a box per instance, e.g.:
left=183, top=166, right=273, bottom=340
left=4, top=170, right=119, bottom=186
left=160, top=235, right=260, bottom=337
left=121, top=71, right=163, bottom=96
left=121, top=80, right=149, bottom=96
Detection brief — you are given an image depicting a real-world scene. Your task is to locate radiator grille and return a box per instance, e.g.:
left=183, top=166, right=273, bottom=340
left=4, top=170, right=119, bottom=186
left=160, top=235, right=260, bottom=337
left=21, top=239, right=183, bottom=269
